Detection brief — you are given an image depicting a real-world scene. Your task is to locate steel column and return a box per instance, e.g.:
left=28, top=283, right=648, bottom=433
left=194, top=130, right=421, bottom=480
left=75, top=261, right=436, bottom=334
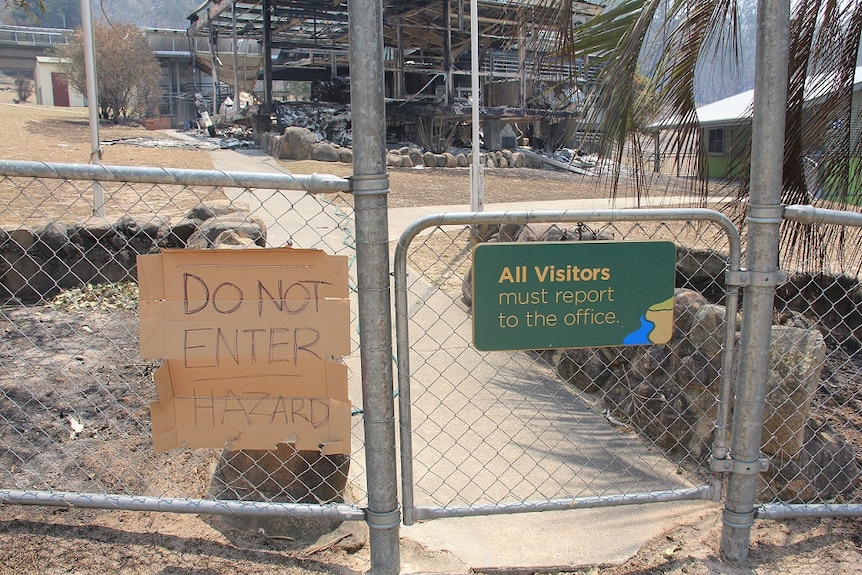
left=79, top=0, right=104, bottom=216
left=262, top=0, right=273, bottom=109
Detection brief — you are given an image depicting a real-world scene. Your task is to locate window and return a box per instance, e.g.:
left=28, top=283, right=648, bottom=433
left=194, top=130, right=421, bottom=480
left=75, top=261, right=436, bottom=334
left=707, top=127, right=725, bottom=155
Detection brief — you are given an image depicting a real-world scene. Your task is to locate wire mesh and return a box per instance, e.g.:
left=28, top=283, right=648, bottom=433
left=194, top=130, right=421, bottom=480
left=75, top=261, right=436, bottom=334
left=0, top=164, right=366, bottom=517
left=763, top=207, right=862, bottom=508
left=3, top=158, right=860, bottom=531
left=396, top=212, right=739, bottom=519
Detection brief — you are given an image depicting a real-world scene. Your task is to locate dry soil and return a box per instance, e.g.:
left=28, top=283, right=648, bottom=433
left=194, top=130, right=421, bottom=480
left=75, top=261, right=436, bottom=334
left=0, top=82, right=859, bottom=575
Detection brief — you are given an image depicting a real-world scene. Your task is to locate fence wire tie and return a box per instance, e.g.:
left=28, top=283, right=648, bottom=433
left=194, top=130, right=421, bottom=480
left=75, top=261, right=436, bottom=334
left=358, top=286, right=392, bottom=294
left=362, top=417, right=396, bottom=425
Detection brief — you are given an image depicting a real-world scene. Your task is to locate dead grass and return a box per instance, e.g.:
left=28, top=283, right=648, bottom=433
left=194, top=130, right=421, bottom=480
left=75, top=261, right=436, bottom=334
left=0, top=83, right=221, bottom=226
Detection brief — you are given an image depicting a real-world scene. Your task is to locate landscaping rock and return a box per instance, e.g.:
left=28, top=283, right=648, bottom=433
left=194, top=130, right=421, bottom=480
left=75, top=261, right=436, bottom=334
left=208, top=444, right=350, bottom=541
left=117, top=215, right=171, bottom=255
left=311, top=142, right=340, bottom=162
left=0, top=202, right=267, bottom=303
left=764, top=414, right=861, bottom=501
left=337, top=147, right=353, bottom=163
left=160, top=217, right=198, bottom=248
left=408, top=148, right=424, bottom=166
left=186, top=200, right=249, bottom=222
left=776, top=273, right=862, bottom=350
left=280, top=126, right=316, bottom=160
left=186, top=212, right=266, bottom=249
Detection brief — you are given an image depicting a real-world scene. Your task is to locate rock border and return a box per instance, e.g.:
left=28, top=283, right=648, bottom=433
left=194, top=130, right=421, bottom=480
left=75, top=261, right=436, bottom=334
left=0, top=201, right=268, bottom=304
left=262, top=126, right=531, bottom=168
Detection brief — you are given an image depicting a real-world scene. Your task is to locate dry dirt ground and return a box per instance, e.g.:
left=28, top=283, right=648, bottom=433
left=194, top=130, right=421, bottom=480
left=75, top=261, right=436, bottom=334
left=0, top=81, right=859, bottom=575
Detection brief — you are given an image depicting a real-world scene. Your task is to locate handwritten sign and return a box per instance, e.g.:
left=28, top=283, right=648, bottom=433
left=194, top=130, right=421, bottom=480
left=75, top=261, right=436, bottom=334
left=138, top=248, right=351, bottom=453
left=472, top=241, right=675, bottom=351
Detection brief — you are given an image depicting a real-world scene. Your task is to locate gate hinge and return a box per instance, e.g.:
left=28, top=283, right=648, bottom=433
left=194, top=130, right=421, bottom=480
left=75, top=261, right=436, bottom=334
left=725, top=269, right=788, bottom=288
left=711, top=456, right=769, bottom=475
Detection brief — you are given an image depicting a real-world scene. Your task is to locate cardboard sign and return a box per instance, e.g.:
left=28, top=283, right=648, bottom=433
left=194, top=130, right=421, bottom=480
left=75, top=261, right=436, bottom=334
left=138, top=248, right=352, bottom=453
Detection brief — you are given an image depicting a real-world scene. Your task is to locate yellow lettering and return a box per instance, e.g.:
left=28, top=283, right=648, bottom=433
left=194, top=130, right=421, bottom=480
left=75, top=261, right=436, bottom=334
left=498, top=267, right=515, bottom=283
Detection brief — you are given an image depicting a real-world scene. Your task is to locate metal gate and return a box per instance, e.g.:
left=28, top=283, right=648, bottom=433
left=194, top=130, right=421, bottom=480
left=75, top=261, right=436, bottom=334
left=393, top=208, right=743, bottom=524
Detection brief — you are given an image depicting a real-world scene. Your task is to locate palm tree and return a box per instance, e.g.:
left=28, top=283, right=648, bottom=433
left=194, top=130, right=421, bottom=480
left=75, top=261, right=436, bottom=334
left=551, top=0, right=862, bottom=271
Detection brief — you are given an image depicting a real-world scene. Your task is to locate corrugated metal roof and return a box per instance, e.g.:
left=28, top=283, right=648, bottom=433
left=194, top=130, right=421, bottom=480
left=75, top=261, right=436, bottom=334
left=653, top=66, right=862, bottom=129
left=696, top=89, right=754, bottom=126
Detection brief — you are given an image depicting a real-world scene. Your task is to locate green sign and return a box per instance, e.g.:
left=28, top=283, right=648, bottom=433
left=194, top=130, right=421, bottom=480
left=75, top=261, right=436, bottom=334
left=472, top=241, right=676, bottom=351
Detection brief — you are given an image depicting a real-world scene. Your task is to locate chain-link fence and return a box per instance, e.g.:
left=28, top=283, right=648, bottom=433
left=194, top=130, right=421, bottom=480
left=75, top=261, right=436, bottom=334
left=2, top=159, right=861, bottom=567
left=394, top=206, right=862, bottom=524
left=757, top=204, right=862, bottom=517
left=0, top=160, right=368, bottom=527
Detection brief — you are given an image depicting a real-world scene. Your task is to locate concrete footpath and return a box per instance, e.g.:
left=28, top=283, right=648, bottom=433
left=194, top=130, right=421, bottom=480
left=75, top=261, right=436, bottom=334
left=209, top=148, right=718, bottom=574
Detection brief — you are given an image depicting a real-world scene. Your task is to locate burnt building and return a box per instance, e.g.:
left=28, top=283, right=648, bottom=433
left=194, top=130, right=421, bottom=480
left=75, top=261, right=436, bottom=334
left=187, top=1, right=603, bottom=152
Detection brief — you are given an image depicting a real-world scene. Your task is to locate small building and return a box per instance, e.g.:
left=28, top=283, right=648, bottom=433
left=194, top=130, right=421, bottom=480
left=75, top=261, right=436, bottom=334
left=33, top=56, right=85, bottom=107
left=0, top=24, right=70, bottom=78
left=652, top=66, right=862, bottom=197
left=649, top=89, right=754, bottom=180
left=4, top=25, right=232, bottom=126
left=691, top=90, right=753, bottom=180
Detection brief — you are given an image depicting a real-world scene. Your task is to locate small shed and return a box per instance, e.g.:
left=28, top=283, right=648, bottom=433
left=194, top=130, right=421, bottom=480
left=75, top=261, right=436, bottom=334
left=34, top=56, right=85, bottom=107
left=649, top=90, right=753, bottom=180
left=690, top=90, right=754, bottom=180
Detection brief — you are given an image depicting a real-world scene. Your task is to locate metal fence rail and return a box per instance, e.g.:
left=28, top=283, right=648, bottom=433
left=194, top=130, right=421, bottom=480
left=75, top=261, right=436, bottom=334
left=0, top=160, right=367, bottom=523
left=394, top=208, right=743, bottom=524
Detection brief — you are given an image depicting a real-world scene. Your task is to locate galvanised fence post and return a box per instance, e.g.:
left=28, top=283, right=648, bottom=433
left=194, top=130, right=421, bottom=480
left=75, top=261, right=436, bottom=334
left=349, top=0, right=401, bottom=573
left=720, top=0, right=790, bottom=561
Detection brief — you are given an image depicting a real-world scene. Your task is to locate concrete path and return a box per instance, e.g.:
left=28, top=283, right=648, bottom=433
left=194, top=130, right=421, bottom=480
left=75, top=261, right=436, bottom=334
left=208, top=147, right=718, bottom=573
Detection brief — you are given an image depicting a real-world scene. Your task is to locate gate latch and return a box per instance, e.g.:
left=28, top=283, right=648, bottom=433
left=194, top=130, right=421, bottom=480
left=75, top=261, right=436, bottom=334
left=725, top=269, right=788, bottom=288
left=711, top=456, right=770, bottom=475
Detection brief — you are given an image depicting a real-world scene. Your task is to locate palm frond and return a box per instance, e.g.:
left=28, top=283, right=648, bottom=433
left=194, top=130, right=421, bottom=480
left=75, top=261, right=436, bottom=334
left=780, top=0, right=862, bottom=272
left=559, top=0, right=648, bottom=64
left=556, top=1, right=746, bottom=200
left=556, top=0, right=862, bottom=274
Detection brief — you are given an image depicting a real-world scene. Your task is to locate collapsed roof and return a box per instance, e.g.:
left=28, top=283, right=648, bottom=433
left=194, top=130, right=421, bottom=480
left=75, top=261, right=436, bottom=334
left=187, top=1, right=606, bottom=152
left=188, top=1, right=603, bottom=85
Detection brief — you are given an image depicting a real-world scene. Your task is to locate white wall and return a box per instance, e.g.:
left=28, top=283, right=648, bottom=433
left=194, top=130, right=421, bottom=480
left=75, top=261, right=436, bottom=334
left=34, top=57, right=86, bottom=107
